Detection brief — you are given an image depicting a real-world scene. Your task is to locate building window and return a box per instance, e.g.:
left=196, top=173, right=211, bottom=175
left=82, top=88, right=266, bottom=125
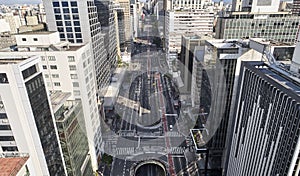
left=42, top=65, right=47, bottom=69
left=72, top=8, right=79, bottom=13
left=44, top=74, right=49, bottom=78
left=72, top=82, right=79, bottom=87
left=56, top=21, right=63, bottom=26
left=75, top=33, right=82, bottom=38
left=0, top=125, right=11, bottom=130
left=41, top=56, right=46, bottom=61
left=68, top=56, right=75, bottom=62
left=33, top=38, right=38, bottom=41
left=64, top=14, right=71, bottom=20
left=71, top=1, right=77, bottom=7
left=65, top=21, right=72, bottom=26
left=0, top=73, right=8, bottom=84
left=53, top=2, right=59, bottom=7
left=69, top=65, right=76, bottom=70
left=73, top=14, right=79, bottom=19
left=55, top=15, right=62, bottom=20
left=52, top=74, right=59, bottom=78
left=74, top=21, right=80, bottom=26
left=54, top=8, right=61, bottom=13
left=54, top=82, right=61, bottom=86
left=63, top=8, right=70, bottom=13
left=75, top=27, right=81, bottom=32
left=67, top=33, right=73, bottom=38
left=66, top=27, right=72, bottom=32
left=2, top=146, right=18, bottom=152
left=76, top=39, right=83, bottom=43
left=50, top=65, right=57, bottom=69
left=57, top=27, right=64, bottom=32
left=62, top=1, right=68, bottom=7
left=48, top=56, right=56, bottom=61
left=0, top=136, right=15, bottom=141
left=22, top=38, right=26, bottom=41
left=70, top=74, right=78, bottom=79
left=74, top=90, right=80, bottom=96
left=60, top=33, right=65, bottom=38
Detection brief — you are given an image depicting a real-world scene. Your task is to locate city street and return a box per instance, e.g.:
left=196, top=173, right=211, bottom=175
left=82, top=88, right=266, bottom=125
left=104, top=14, right=201, bottom=176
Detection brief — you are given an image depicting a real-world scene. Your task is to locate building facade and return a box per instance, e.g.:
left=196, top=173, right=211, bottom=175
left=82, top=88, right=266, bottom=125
left=43, top=0, right=110, bottom=94
left=232, top=0, right=280, bottom=13
left=293, top=0, right=300, bottom=15
left=0, top=55, right=66, bottom=175
left=51, top=92, right=93, bottom=176
left=226, top=61, right=300, bottom=176
left=0, top=31, right=102, bottom=171
left=216, top=12, right=300, bottom=45
left=165, top=9, right=214, bottom=54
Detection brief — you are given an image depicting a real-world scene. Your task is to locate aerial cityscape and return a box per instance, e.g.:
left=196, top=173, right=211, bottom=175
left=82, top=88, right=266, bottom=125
left=0, top=0, right=299, bottom=176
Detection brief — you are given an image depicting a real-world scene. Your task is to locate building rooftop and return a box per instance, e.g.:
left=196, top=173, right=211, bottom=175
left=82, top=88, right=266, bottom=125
left=0, top=153, right=29, bottom=176
left=249, top=62, right=300, bottom=99
left=50, top=91, right=71, bottom=113
left=14, top=31, right=56, bottom=35
left=250, top=38, right=295, bottom=46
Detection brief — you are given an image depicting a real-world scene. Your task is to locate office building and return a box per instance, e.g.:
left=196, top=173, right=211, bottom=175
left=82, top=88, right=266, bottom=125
left=0, top=31, right=102, bottom=170
left=225, top=60, right=300, bottom=176
left=190, top=39, right=263, bottom=174
left=114, top=6, right=126, bottom=49
left=43, top=0, right=110, bottom=94
left=232, top=0, right=280, bottom=13
left=51, top=92, right=93, bottom=176
left=178, top=34, right=210, bottom=93
left=116, top=0, right=131, bottom=41
left=293, top=0, right=300, bottom=15
left=0, top=55, right=66, bottom=175
left=165, top=9, right=214, bottom=54
left=216, top=11, right=300, bottom=45
left=164, top=0, right=212, bottom=10
left=95, top=0, right=118, bottom=71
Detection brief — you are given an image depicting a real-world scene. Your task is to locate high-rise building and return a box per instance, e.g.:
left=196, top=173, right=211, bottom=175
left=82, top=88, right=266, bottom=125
left=190, top=39, right=263, bottom=174
left=178, top=35, right=210, bottom=93
left=116, top=0, right=131, bottom=42
left=165, top=9, right=214, bottom=54
left=0, top=31, right=102, bottom=170
left=292, top=0, right=300, bottom=15
left=51, top=92, right=93, bottom=176
left=232, top=0, right=280, bottom=13
left=114, top=6, right=126, bottom=49
left=0, top=55, right=66, bottom=175
left=43, top=0, right=110, bottom=94
left=215, top=12, right=300, bottom=45
left=225, top=61, right=300, bottom=176
left=95, top=0, right=118, bottom=71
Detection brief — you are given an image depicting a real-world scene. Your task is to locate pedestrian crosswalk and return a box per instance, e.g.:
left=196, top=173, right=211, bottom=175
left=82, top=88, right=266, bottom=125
left=167, top=147, right=185, bottom=155
left=114, top=147, right=135, bottom=155
left=166, top=131, right=183, bottom=137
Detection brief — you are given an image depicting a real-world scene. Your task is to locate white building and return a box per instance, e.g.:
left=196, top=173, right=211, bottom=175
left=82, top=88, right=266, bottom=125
left=0, top=31, right=102, bottom=171
left=232, top=0, right=280, bottom=13
left=43, top=0, right=110, bottom=94
left=165, top=9, right=214, bottom=54
left=0, top=55, right=66, bottom=175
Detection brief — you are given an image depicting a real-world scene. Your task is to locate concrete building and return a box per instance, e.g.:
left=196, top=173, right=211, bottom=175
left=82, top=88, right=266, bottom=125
left=164, top=0, right=212, bottom=10
left=114, top=6, right=126, bottom=49
left=232, top=0, right=280, bottom=13
left=43, top=0, right=110, bottom=94
left=116, top=0, right=131, bottom=41
left=165, top=9, right=214, bottom=54
left=225, top=60, right=300, bottom=176
left=0, top=31, right=102, bottom=171
left=216, top=11, right=300, bottom=45
left=0, top=55, right=66, bottom=175
left=190, top=39, right=263, bottom=174
left=95, top=0, right=118, bottom=71
left=292, top=0, right=300, bottom=15
left=178, top=34, right=211, bottom=93
left=51, top=92, right=93, bottom=176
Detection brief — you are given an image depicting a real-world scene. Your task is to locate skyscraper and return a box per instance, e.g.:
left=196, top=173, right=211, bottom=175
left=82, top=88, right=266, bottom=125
left=43, top=0, right=110, bottom=94
left=116, top=0, right=131, bottom=42
left=225, top=61, right=300, bottom=176
left=0, top=55, right=66, bottom=175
